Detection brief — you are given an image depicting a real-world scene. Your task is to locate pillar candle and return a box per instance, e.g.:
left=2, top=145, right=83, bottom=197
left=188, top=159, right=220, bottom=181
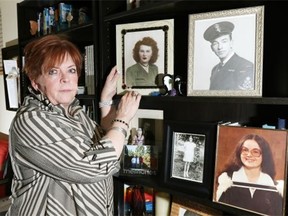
left=155, top=192, right=171, bottom=216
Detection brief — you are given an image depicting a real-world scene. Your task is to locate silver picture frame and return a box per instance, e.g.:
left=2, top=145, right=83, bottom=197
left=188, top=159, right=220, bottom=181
left=187, top=6, right=264, bottom=97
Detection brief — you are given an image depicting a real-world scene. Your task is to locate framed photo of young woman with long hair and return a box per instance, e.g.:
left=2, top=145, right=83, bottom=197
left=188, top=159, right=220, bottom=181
left=214, top=125, right=288, bottom=216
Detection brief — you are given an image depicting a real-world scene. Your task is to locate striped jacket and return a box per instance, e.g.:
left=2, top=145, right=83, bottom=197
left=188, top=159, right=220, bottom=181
left=7, top=90, right=120, bottom=216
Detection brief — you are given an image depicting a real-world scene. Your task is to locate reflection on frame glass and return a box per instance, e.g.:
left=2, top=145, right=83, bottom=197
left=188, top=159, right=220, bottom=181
left=187, top=6, right=264, bottom=97
left=214, top=125, right=287, bottom=215
left=116, top=19, right=174, bottom=96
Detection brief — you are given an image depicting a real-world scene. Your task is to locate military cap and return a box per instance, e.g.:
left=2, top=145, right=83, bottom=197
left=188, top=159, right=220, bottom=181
left=203, top=21, right=234, bottom=42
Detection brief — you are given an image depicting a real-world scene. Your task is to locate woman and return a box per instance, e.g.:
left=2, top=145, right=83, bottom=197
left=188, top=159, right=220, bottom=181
left=216, top=134, right=283, bottom=215
left=126, top=37, right=159, bottom=87
left=7, top=34, right=141, bottom=216
left=132, top=128, right=145, bottom=145
left=183, top=136, right=196, bottom=178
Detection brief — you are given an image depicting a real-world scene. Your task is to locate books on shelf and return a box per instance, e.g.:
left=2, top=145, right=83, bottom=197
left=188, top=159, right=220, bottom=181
left=35, top=3, right=73, bottom=36
left=58, top=3, right=73, bottom=30
left=84, top=45, right=94, bottom=95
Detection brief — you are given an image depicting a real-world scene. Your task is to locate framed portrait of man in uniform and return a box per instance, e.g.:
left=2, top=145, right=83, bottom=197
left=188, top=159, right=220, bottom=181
left=187, top=6, right=264, bottom=97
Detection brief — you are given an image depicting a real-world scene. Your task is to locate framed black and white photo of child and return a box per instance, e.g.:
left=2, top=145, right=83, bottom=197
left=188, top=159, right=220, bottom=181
left=164, top=120, right=217, bottom=199
left=116, top=19, right=174, bottom=96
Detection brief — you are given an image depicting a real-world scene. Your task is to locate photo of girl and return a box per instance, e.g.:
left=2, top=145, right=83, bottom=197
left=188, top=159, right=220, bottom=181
left=214, top=125, right=287, bottom=216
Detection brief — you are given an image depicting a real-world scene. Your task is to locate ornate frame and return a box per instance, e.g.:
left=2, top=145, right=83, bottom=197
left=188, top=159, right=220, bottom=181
left=187, top=6, right=264, bottom=97
left=116, top=19, right=174, bottom=96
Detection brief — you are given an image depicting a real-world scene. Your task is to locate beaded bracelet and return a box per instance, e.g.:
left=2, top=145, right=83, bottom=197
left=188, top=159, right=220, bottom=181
left=112, top=119, right=129, bottom=128
left=110, top=126, right=127, bottom=137
left=99, top=100, right=113, bottom=108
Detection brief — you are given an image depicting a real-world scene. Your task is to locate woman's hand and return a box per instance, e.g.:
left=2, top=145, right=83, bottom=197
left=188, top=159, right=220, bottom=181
left=116, top=91, right=141, bottom=123
left=100, top=66, right=119, bottom=101
left=104, top=91, right=141, bottom=158
left=99, top=66, right=141, bottom=131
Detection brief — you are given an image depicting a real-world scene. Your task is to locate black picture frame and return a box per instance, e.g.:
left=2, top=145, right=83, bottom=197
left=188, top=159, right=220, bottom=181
left=164, top=120, right=217, bottom=199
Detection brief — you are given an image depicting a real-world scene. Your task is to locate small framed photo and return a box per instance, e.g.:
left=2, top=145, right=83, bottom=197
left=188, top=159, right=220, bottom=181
left=128, top=109, right=164, bottom=146
left=121, top=144, right=158, bottom=175
left=214, top=125, right=287, bottom=215
left=116, top=19, right=174, bottom=96
left=170, top=196, right=222, bottom=216
left=164, top=121, right=217, bottom=198
left=120, top=109, right=164, bottom=176
left=187, top=6, right=264, bottom=97
left=124, top=183, right=154, bottom=216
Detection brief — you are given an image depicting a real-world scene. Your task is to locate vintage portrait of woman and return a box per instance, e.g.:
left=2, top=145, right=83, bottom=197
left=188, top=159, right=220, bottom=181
left=125, top=36, right=160, bottom=87
left=116, top=19, right=174, bottom=95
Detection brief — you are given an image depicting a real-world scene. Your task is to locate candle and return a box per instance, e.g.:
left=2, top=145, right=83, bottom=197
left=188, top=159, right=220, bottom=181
left=155, top=192, right=171, bottom=216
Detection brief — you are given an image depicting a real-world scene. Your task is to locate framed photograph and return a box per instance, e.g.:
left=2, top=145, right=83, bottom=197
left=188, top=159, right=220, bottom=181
left=116, top=19, right=174, bottom=96
left=164, top=121, right=217, bottom=198
left=128, top=109, right=164, bottom=147
left=120, top=109, right=164, bottom=176
left=121, top=144, right=158, bottom=175
left=124, top=183, right=154, bottom=216
left=170, top=196, right=222, bottom=216
left=187, top=6, right=264, bottom=97
left=214, top=125, right=288, bottom=215
left=2, top=45, right=20, bottom=111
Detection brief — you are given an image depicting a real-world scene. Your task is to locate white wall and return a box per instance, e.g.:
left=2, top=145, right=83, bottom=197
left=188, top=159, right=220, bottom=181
left=0, top=0, right=22, bottom=134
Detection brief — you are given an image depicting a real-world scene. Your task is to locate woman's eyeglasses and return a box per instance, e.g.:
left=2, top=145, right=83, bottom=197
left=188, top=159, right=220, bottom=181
left=241, top=147, right=262, bottom=157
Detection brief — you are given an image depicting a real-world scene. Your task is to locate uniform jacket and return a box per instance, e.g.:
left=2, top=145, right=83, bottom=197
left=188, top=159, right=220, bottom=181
left=209, top=53, right=254, bottom=90
left=126, top=63, right=158, bottom=87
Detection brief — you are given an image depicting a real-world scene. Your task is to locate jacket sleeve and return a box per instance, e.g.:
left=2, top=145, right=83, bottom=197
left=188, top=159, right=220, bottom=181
left=216, top=172, right=233, bottom=201
left=10, top=110, right=120, bottom=184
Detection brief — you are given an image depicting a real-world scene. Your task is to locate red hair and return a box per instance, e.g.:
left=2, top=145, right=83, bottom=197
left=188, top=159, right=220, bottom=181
left=23, top=34, right=83, bottom=81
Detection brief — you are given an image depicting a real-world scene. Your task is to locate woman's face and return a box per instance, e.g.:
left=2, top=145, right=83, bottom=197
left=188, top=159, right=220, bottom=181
left=240, top=139, right=262, bottom=169
left=32, top=54, right=79, bottom=110
left=138, top=45, right=152, bottom=64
